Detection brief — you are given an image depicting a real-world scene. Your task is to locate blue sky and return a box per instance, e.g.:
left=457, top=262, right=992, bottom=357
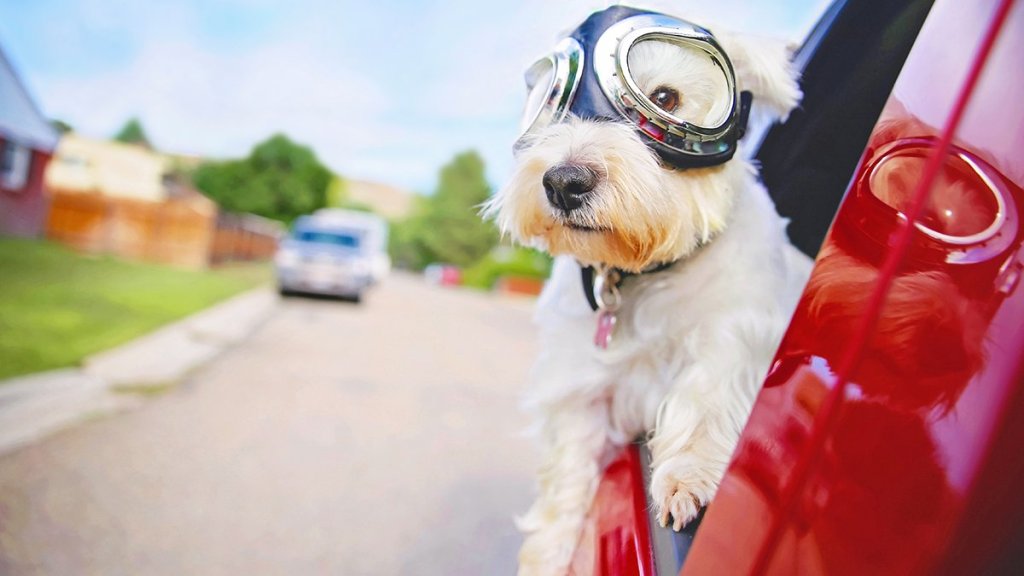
left=0, top=0, right=828, bottom=193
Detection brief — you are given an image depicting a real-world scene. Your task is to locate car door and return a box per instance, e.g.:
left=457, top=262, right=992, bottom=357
left=684, top=0, right=1024, bottom=574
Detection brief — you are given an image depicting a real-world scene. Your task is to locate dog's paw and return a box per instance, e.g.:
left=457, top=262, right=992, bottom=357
left=649, top=455, right=721, bottom=531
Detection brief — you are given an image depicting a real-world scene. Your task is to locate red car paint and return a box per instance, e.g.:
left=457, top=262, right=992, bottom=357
left=686, top=0, right=1023, bottom=574
left=570, top=0, right=1024, bottom=574
left=569, top=445, right=654, bottom=576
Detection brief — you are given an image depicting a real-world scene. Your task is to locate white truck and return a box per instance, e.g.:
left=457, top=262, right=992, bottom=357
left=274, top=209, right=390, bottom=302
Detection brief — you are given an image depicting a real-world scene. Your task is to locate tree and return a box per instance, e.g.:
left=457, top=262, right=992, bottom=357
left=113, top=117, right=151, bottom=147
left=389, top=150, right=498, bottom=269
left=326, top=175, right=374, bottom=213
left=193, top=134, right=331, bottom=223
left=51, top=119, right=73, bottom=134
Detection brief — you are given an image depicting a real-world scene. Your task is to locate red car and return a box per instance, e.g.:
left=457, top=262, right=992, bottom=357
left=424, top=263, right=463, bottom=287
left=570, top=0, right=1024, bottom=574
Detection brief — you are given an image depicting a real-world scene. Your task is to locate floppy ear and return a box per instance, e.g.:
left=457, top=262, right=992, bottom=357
left=714, top=30, right=802, bottom=123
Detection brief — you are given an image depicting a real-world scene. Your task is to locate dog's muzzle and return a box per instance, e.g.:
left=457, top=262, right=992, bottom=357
left=514, top=6, right=752, bottom=170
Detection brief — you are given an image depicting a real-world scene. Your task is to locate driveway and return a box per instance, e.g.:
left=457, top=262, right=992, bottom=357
left=0, top=273, right=540, bottom=575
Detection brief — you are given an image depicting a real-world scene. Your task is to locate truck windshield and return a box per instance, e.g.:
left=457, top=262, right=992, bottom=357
left=295, top=229, right=362, bottom=249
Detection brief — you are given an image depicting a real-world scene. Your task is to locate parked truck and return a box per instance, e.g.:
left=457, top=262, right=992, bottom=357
left=274, top=209, right=390, bottom=302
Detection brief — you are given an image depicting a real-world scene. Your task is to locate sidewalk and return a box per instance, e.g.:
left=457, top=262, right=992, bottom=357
left=0, top=287, right=278, bottom=456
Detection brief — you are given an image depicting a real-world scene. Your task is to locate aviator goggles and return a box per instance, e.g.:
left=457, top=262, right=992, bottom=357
left=517, top=6, right=753, bottom=170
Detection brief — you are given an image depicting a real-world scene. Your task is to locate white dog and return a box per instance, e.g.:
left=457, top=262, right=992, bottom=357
left=485, top=6, right=812, bottom=574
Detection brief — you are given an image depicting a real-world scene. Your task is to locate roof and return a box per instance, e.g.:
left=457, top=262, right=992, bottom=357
left=0, top=44, right=59, bottom=151
left=344, top=179, right=414, bottom=220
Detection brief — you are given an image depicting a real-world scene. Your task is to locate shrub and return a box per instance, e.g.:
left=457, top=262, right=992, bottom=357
left=461, top=246, right=552, bottom=290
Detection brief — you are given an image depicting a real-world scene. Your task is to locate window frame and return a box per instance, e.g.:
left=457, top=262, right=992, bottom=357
left=0, top=140, right=32, bottom=192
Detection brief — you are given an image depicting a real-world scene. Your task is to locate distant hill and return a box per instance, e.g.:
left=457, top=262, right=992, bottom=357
left=335, top=178, right=414, bottom=220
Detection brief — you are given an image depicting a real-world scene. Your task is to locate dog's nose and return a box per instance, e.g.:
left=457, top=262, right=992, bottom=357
left=543, top=164, right=598, bottom=212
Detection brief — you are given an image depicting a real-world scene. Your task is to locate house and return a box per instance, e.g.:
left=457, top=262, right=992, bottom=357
left=340, top=178, right=414, bottom=220
left=0, top=45, right=59, bottom=237
left=45, top=133, right=172, bottom=203
left=45, top=134, right=217, bottom=208
left=42, top=134, right=223, bottom=268
left=44, top=134, right=281, bottom=269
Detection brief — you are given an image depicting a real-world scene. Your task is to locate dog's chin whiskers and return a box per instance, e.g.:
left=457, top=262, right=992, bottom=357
left=555, top=207, right=608, bottom=233
left=568, top=224, right=606, bottom=233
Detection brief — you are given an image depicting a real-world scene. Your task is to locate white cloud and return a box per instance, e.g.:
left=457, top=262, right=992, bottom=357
left=36, top=33, right=394, bottom=165
left=19, top=0, right=830, bottom=192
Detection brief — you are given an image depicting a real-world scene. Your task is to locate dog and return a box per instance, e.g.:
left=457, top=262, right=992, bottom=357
left=484, top=6, right=812, bottom=574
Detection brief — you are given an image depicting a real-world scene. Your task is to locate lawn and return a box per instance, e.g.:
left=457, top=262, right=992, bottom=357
left=0, top=238, right=271, bottom=380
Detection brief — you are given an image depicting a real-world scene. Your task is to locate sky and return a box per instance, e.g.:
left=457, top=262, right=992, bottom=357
left=0, top=0, right=829, bottom=194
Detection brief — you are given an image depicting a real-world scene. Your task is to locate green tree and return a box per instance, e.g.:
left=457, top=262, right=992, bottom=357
left=388, top=197, right=433, bottom=269
left=51, top=119, right=73, bottom=134
left=193, top=134, right=331, bottom=223
left=326, top=176, right=348, bottom=207
left=326, top=175, right=374, bottom=213
left=113, top=117, right=151, bottom=147
left=389, top=150, right=498, bottom=269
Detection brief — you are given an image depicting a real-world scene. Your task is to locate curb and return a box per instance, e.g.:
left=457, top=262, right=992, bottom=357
left=84, top=287, right=277, bottom=386
left=0, top=287, right=278, bottom=456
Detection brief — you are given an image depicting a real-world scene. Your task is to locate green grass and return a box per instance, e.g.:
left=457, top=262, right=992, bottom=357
left=0, top=238, right=271, bottom=380
left=111, top=381, right=178, bottom=397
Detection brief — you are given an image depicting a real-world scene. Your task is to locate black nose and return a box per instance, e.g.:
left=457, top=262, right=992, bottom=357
left=543, top=164, right=598, bottom=212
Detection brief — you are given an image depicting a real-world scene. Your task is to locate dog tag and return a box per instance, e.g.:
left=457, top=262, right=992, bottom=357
left=594, top=310, right=617, bottom=349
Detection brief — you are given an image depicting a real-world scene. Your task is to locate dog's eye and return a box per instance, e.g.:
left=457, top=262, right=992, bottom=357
left=649, top=86, right=680, bottom=113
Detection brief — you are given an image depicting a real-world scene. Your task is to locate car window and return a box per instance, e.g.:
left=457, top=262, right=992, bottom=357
left=295, top=230, right=361, bottom=249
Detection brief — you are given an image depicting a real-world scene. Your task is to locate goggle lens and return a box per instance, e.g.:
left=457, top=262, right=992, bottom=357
left=623, top=37, right=732, bottom=130
left=520, top=57, right=556, bottom=135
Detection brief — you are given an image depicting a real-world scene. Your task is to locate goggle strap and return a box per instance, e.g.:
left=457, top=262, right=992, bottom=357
left=737, top=90, right=753, bottom=141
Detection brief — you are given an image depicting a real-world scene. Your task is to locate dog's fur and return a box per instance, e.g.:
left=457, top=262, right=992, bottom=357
left=485, top=15, right=812, bottom=575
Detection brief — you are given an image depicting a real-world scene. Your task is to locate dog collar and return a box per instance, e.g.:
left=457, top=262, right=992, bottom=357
left=515, top=6, right=752, bottom=170
left=579, top=260, right=676, bottom=313
left=580, top=232, right=717, bottom=348
left=584, top=261, right=678, bottom=349
left=578, top=229, right=718, bottom=313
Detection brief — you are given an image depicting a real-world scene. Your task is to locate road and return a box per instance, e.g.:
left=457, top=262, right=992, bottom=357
left=0, top=274, right=540, bottom=575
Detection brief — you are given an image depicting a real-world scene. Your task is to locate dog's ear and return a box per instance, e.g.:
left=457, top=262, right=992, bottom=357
left=714, top=30, right=802, bottom=123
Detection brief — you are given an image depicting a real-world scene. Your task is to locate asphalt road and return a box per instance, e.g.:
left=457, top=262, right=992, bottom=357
left=0, top=273, right=540, bottom=575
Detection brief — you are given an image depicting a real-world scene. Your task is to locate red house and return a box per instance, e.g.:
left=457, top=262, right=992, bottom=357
left=0, top=45, right=59, bottom=237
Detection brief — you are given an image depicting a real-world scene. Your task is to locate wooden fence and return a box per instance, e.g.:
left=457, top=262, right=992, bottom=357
left=209, top=212, right=282, bottom=265
left=45, top=190, right=280, bottom=268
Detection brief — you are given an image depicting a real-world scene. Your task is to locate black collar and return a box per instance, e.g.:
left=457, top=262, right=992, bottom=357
left=577, top=231, right=721, bottom=312
left=580, top=260, right=676, bottom=312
